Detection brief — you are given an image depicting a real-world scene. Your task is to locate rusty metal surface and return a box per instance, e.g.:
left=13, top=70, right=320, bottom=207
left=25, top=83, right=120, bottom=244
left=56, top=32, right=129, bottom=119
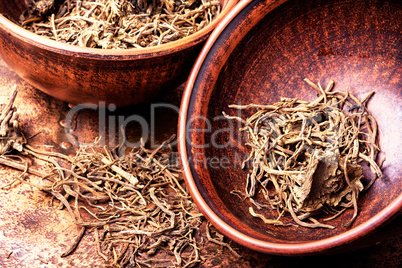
left=0, top=57, right=401, bottom=267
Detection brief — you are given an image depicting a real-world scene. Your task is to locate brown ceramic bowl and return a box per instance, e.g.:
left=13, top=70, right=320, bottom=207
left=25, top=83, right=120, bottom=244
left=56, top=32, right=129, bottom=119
left=0, top=1, right=237, bottom=106
left=179, top=0, right=402, bottom=255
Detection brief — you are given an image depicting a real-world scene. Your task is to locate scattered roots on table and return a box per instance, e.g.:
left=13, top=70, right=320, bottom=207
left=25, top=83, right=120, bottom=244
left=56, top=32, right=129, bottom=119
left=0, top=87, right=240, bottom=267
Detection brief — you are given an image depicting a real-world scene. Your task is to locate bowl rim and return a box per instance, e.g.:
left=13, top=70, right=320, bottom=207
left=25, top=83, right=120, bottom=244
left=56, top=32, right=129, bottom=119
left=0, top=0, right=237, bottom=59
left=178, top=0, right=402, bottom=255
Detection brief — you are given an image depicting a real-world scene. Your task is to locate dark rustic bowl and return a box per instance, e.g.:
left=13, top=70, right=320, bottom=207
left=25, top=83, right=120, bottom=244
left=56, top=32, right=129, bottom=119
left=0, top=1, right=237, bottom=106
left=179, top=0, right=402, bottom=255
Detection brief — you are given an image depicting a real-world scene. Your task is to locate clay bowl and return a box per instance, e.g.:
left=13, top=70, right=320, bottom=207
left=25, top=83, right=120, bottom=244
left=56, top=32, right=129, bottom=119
left=0, top=1, right=237, bottom=106
left=179, top=0, right=402, bottom=255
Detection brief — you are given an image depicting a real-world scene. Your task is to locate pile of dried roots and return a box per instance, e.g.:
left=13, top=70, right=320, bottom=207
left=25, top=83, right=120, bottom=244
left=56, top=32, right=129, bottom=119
left=20, top=0, right=221, bottom=48
left=224, top=79, right=383, bottom=229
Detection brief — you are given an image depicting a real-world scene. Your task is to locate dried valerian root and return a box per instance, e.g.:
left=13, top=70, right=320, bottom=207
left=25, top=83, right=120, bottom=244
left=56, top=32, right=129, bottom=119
left=20, top=0, right=221, bottom=49
left=206, top=222, right=241, bottom=258
left=3, top=135, right=207, bottom=266
left=0, top=87, right=240, bottom=266
left=24, top=0, right=60, bottom=16
left=26, top=138, right=208, bottom=267
left=0, top=86, right=25, bottom=155
left=224, top=79, right=383, bottom=229
left=0, top=87, right=31, bottom=190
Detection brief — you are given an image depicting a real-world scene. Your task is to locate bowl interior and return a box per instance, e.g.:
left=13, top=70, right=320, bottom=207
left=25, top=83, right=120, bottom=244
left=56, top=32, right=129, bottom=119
left=0, top=0, right=235, bottom=106
left=0, top=2, right=25, bottom=22
left=0, top=0, right=231, bottom=37
left=181, top=0, right=402, bottom=252
left=0, top=0, right=233, bottom=56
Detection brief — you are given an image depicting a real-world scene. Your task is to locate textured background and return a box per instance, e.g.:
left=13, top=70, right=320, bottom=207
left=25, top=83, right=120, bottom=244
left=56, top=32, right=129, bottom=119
left=0, top=56, right=400, bottom=267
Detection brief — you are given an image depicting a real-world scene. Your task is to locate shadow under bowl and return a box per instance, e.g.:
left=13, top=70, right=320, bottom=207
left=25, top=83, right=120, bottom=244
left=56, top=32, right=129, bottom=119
left=0, top=0, right=237, bottom=106
left=179, top=0, right=402, bottom=255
